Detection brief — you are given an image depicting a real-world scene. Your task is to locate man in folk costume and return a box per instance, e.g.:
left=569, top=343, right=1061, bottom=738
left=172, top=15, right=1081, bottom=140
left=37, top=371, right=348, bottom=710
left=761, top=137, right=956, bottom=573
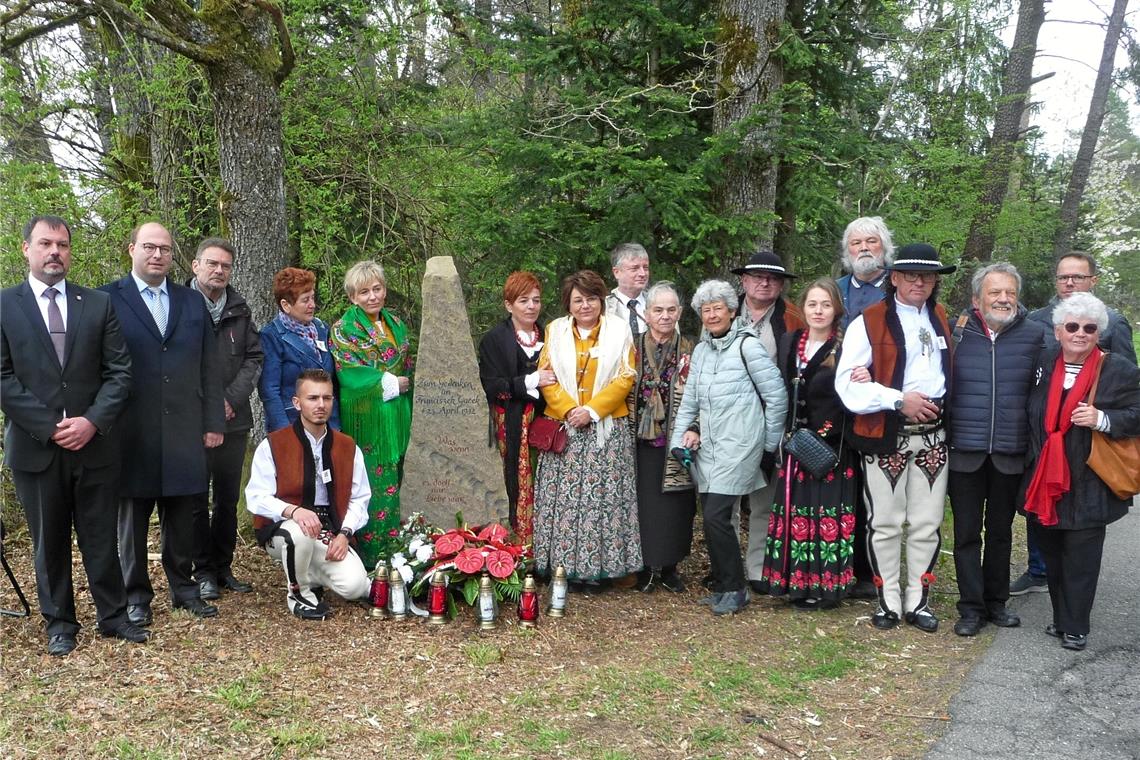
left=835, top=243, right=955, bottom=632
left=245, top=369, right=371, bottom=619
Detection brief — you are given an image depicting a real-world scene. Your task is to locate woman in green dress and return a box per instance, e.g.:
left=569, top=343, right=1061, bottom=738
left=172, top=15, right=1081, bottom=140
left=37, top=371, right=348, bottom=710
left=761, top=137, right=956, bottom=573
left=330, top=261, right=414, bottom=569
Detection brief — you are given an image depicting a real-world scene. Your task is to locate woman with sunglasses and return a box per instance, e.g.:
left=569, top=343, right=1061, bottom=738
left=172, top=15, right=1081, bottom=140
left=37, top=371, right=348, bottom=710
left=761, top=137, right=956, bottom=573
left=1022, top=292, right=1140, bottom=651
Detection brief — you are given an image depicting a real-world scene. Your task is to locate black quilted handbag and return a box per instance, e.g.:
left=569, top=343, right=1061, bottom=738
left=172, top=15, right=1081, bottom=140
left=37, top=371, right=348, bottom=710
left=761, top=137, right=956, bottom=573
left=784, top=427, right=839, bottom=478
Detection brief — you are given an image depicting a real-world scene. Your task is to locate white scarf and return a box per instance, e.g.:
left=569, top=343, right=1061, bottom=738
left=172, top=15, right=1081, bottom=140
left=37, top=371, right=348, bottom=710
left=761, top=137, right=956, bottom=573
left=546, top=315, right=634, bottom=448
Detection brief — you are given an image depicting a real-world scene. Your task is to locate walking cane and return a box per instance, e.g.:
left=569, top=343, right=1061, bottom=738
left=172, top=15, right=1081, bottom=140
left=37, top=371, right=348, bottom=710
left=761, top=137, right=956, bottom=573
left=0, top=521, right=31, bottom=618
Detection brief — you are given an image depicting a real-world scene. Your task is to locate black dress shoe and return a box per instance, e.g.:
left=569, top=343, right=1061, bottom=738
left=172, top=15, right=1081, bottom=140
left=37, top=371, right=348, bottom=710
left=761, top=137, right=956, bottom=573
left=987, top=608, right=1021, bottom=628
left=220, top=574, right=253, bottom=593
left=127, top=604, right=153, bottom=627
left=749, top=580, right=766, bottom=595
left=198, top=577, right=221, bottom=601
left=953, top=616, right=985, bottom=637
left=659, top=571, right=686, bottom=593
left=871, top=609, right=900, bottom=630
left=173, top=597, right=219, bottom=618
left=849, top=580, right=878, bottom=600
left=905, top=607, right=939, bottom=633
left=47, top=633, right=77, bottom=657
left=1062, top=633, right=1088, bottom=651
left=636, top=569, right=658, bottom=593
left=1045, top=623, right=1064, bottom=638
left=100, top=621, right=151, bottom=644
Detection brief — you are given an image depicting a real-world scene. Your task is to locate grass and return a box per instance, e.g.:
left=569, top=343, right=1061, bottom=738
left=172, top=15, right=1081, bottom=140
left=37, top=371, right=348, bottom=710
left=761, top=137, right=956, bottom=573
left=0, top=504, right=997, bottom=759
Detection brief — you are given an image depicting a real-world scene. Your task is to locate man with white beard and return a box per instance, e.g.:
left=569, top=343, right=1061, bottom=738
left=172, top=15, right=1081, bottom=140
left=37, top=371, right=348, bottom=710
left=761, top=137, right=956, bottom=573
left=836, top=217, right=893, bottom=328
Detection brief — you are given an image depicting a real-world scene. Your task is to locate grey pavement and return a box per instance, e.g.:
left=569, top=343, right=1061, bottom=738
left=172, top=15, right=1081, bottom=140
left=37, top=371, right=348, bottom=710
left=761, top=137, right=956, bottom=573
left=927, top=504, right=1140, bottom=760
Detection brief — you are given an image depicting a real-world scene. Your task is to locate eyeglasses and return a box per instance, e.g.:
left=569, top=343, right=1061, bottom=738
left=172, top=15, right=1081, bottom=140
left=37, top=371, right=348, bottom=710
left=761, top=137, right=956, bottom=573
left=898, top=271, right=938, bottom=283
left=1055, top=274, right=1093, bottom=283
left=743, top=274, right=782, bottom=285
left=201, top=259, right=233, bottom=271
left=1063, top=322, right=1098, bottom=335
left=140, top=242, right=173, bottom=257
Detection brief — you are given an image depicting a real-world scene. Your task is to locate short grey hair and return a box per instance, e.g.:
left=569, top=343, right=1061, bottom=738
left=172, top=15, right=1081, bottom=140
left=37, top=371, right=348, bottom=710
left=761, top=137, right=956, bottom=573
left=1053, top=292, right=1109, bottom=333
left=644, top=281, right=683, bottom=311
left=971, top=262, right=1021, bottom=299
left=344, top=260, right=387, bottom=298
left=690, top=279, right=738, bottom=313
left=839, top=216, right=895, bottom=270
left=610, top=242, right=649, bottom=268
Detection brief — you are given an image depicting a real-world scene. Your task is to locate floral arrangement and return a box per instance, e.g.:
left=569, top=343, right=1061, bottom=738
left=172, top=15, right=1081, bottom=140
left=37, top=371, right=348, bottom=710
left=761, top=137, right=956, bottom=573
left=410, top=514, right=532, bottom=617
left=377, top=512, right=532, bottom=618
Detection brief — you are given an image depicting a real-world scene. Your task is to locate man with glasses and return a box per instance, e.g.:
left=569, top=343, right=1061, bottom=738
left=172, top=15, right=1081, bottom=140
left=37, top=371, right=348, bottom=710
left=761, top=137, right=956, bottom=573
left=187, top=238, right=263, bottom=601
left=836, top=243, right=955, bottom=633
left=102, top=222, right=225, bottom=626
left=605, top=242, right=652, bottom=336
left=728, top=251, right=805, bottom=591
left=1010, top=251, right=1136, bottom=596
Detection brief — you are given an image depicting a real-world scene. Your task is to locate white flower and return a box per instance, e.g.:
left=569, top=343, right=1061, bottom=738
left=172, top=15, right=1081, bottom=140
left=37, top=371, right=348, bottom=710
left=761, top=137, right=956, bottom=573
left=397, top=564, right=414, bottom=584
left=391, top=553, right=407, bottom=568
left=415, top=544, right=434, bottom=563
left=409, top=538, right=423, bottom=554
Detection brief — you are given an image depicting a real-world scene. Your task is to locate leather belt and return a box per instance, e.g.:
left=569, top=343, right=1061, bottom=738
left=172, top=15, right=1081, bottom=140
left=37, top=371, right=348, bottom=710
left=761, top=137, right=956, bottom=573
left=902, top=420, right=943, bottom=435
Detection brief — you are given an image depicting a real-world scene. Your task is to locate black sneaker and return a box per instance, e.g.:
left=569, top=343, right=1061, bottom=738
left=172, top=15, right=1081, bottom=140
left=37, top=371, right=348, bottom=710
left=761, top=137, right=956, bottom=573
left=1009, top=572, right=1048, bottom=596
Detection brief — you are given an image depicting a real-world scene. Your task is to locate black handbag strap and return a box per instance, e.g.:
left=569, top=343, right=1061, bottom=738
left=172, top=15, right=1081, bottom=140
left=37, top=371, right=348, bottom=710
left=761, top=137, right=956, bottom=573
left=739, top=334, right=767, bottom=412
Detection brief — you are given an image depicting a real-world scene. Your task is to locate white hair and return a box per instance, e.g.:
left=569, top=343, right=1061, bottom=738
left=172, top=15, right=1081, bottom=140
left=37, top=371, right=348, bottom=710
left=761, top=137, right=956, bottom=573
left=645, top=281, right=683, bottom=311
left=1053, top=292, right=1109, bottom=332
left=690, top=279, right=738, bottom=313
left=610, top=242, right=649, bottom=269
left=840, top=216, right=895, bottom=272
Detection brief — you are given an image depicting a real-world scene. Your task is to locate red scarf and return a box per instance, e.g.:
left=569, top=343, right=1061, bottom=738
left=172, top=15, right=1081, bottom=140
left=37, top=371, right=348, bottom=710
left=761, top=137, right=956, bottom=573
left=1023, top=347, right=1103, bottom=526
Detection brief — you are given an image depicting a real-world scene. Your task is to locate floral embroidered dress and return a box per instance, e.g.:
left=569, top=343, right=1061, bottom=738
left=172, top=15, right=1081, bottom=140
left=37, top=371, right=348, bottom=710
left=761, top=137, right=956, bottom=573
left=758, top=330, right=858, bottom=602
left=330, top=304, right=414, bottom=569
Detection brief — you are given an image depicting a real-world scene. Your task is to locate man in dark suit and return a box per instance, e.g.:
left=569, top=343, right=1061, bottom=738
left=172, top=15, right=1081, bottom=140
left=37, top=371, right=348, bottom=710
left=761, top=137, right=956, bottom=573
left=102, top=221, right=226, bottom=625
left=1, top=215, right=148, bottom=656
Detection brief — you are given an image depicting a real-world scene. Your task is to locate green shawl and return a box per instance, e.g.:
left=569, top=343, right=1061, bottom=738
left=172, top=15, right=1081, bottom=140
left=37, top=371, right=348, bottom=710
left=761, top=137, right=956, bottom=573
left=330, top=304, right=414, bottom=464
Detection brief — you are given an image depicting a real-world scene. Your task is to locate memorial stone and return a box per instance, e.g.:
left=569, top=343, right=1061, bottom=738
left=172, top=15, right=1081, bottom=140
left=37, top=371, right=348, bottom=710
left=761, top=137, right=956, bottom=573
left=402, top=256, right=510, bottom=527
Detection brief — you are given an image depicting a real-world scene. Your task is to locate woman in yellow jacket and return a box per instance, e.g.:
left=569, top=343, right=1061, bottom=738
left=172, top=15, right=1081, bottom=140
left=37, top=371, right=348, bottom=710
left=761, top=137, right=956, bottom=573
left=533, top=270, right=641, bottom=592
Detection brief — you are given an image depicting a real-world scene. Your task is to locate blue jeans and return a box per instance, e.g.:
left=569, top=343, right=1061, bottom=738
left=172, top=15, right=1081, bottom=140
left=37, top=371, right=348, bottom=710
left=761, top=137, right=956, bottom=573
left=1025, top=517, right=1048, bottom=577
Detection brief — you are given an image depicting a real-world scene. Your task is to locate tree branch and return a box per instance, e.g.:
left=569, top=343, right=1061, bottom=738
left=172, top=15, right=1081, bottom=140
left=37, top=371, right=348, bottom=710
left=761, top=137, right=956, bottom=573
left=1, top=9, right=93, bottom=52
left=71, top=0, right=219, bottom=65
left=251, top=0, right=294, bottom=84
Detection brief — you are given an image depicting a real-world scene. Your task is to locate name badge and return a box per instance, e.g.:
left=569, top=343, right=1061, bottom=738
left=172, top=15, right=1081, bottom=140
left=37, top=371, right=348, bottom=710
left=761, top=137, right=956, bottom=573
left=321, top=468, right=332, bottom=484
left=588, top=347, right=600, bottom=358
left=935, top=336, right=948, bottom=350
left=316, top=339, right=328, bottom=352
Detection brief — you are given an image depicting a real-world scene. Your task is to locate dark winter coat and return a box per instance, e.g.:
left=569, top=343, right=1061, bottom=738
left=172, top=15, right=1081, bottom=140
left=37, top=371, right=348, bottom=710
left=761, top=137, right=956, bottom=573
left=1023, top=349, right=1140, bottom=531
left=186, top=280, right=263, bottom=434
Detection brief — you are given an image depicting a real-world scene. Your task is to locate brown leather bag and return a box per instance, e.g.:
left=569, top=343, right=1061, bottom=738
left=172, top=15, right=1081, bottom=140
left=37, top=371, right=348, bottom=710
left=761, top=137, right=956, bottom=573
left=1085, top=353, right=1140, bottom=499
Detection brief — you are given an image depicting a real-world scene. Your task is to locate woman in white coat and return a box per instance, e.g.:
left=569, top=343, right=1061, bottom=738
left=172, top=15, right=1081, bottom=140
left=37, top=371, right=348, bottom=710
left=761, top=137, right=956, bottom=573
left=671, top=279, right=787, bottom=615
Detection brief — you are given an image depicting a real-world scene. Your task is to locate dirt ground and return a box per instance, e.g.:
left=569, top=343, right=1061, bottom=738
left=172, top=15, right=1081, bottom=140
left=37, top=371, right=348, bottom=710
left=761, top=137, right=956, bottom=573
left=0, top=510, right=996, bottom=760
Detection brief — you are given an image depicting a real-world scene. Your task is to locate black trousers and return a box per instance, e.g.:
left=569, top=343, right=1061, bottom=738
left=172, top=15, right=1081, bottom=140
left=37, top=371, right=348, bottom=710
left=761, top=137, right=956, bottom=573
left=119, top=493, right=202, bottom=605
left=948, top=458, right=1021, bottom=618
left=1036, top=525, right=1106, bottom=636
left=192, top=431, right=248, bottom=581
left=11, top=453, right=129, bottom=636
left=701, top=492, right=746, bottom=593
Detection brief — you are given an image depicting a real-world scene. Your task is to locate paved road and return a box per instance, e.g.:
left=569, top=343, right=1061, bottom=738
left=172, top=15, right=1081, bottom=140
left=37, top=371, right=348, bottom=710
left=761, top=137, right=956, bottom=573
left=927, top=505, right=1140, bottom=760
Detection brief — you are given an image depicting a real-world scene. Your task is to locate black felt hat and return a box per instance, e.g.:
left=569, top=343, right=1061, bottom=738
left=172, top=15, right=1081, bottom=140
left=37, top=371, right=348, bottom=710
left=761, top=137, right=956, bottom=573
left=887, top=243, right=957, bottom=274
left=730, top=251, right=797, bottom=279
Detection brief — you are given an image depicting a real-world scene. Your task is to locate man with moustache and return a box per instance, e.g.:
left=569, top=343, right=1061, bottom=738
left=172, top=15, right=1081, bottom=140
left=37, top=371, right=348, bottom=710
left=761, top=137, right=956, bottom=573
left=2, top=216, right=147, bottom=656
left=605, top=242, right=651, bottom=336
left=836, top=217, right=893, bottom=327
left=1010, top=250, right=1136, bottom=596
left=188, top=237, right=263, bottom=601
left=102, top=222, right=225, bottom=625
left=836, top=243, right=955, bottom=633
left=245, top=370, right=371, bottom=620
left=728, top=251, right=805, bottom=591
left=946, top=264, right=1045, bottom=636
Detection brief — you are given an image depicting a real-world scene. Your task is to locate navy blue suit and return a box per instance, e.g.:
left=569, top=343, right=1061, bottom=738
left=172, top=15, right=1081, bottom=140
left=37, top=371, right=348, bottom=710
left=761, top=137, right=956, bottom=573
left=101, top=276, right=224, bottom=606
left=1, top=279, right=132, bottom=635
left=258, top=315, right=340, bottom=432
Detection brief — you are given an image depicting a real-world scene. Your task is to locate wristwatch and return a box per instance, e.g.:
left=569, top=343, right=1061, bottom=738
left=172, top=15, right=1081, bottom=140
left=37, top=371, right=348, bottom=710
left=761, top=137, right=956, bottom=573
left=339, top=527, right=353, bottom=538
left=893, top=398, right=905, bottom=413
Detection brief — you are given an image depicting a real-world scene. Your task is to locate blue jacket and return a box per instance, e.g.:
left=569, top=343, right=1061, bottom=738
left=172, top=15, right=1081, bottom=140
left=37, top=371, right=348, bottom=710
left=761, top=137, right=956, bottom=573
left=948, top=307, right=1045, bottom=460
left=259, top=315, right=340, bottom=432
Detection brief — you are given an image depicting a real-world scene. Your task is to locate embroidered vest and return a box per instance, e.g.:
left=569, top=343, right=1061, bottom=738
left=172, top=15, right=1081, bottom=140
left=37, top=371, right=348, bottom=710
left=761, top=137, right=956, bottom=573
left=252, top=425, right=357, bottom=533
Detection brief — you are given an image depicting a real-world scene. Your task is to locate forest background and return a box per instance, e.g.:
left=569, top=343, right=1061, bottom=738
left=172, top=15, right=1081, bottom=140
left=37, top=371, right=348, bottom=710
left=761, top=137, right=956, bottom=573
left=1, top=0, right=1138, bottom=343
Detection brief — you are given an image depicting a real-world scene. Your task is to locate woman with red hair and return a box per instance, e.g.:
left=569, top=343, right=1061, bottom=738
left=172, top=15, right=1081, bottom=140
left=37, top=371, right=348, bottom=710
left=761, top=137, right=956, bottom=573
left=478, top=271, right=556, bottom=541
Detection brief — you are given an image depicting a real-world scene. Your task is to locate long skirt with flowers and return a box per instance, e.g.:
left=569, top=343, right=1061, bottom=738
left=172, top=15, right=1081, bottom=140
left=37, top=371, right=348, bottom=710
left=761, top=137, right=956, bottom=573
left=532, top=420, right=643, bottom=581
left=757, top=449, right=859, bottom=602
left=492, top=403, right=538, bottom=543
left=354, top=452, right=403, bottom=571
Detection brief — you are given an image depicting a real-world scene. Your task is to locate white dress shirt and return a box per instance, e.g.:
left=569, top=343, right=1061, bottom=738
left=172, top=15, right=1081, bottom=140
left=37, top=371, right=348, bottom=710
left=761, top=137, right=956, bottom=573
left=606, top=289, right=647, bottom=334
left=835, top=298, right=947, bottom=414
left=130, top=271, right=168, bottom=316
left=245, top=427, right=371, bottom=533
left=27, top=274, right=68, bottom=329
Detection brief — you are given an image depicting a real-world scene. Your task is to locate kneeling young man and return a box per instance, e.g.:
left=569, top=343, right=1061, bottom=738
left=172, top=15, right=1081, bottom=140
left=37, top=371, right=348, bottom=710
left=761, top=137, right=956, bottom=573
left=245, top=369, right=371, bottom=619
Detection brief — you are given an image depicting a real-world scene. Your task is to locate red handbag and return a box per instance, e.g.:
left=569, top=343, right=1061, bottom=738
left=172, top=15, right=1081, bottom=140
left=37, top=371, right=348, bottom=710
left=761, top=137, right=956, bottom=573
left=529, top=417, right=568, bottom=453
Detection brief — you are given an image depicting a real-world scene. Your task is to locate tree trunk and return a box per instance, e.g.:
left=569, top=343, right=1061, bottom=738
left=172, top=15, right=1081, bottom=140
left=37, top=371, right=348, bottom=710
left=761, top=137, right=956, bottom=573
left=204, top=56, right=288, bottom=327
left=714, top=0, right=787, bottom=259
left=1052, top=0, right=1130, bottom=258
left=955, top=0, right=1045, bottom=307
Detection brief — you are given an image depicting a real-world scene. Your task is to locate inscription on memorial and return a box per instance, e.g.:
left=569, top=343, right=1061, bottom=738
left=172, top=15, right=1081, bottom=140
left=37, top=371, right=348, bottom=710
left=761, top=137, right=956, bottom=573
left=401, top=257, right=509, bottom=527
